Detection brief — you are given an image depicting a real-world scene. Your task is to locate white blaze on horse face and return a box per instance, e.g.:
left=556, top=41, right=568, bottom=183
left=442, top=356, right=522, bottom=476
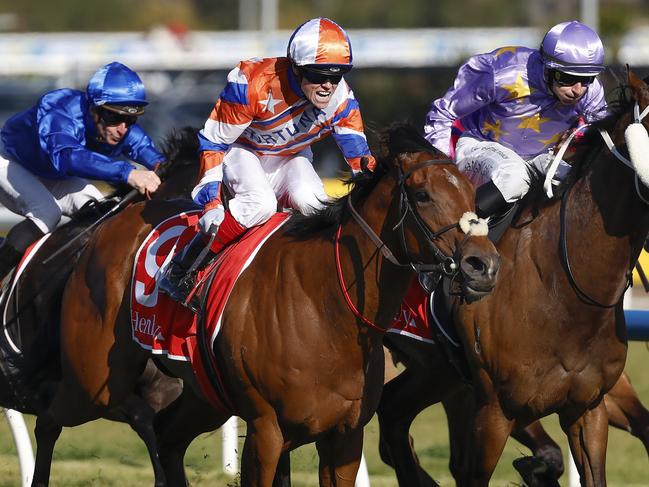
left=443, top=168, right=460, bottom=188
left=134, top=224, right=186, bottom=307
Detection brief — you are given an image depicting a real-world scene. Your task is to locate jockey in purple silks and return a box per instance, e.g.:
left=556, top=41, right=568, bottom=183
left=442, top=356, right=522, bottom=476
left=424, top=20, right=608, bottom=217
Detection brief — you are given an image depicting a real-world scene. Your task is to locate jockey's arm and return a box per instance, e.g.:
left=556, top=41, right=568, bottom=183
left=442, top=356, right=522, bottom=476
left=331, top=98, right=376, bottom=174
left=423, top=53, right=497, bottom=156
left=192, top=70, right=257, bottom=213
left=121, top=124, right=166, bottom=170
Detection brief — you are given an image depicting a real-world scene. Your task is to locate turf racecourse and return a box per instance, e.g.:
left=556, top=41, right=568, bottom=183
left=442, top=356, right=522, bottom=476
left=0, top=341, right=646, bottom=486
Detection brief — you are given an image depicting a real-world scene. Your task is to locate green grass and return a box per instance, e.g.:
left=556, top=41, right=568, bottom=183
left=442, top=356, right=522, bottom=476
left=0, top=342, right=647, bottom=486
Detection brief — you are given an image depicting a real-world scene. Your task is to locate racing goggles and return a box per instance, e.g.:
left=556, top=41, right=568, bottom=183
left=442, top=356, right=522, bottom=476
left=98, top=107, right=138, bottom=127
left=552, top=70, right=596, bottom=87
left=299, top=68, right=343, bottom=85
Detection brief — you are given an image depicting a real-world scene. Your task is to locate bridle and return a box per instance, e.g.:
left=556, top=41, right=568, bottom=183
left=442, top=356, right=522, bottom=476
left=347, top=159, right=473, bottom=275
left=336, top=158, right=486, bottom=331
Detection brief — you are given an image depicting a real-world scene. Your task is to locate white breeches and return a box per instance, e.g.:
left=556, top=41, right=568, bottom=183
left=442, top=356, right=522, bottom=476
left=222, top=146, right=329, bottom=228
left=455, top=137, right=571, bottom=203
left=0, top=155, right=103, bottom=233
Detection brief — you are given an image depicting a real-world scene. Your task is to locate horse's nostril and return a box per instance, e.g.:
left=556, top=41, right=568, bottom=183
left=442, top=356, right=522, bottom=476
left=462, top=256, right=488, bottom=275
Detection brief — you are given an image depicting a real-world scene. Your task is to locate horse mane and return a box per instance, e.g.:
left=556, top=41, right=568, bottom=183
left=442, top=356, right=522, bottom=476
left=284, top=122, right=438, bottom=238
left=158, top=126, right=200, bottom=174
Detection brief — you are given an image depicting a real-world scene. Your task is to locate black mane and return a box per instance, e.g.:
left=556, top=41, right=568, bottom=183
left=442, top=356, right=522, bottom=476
left=284, top=122, right=439, bottom=238
left=159, top=126, right=200, bottom=174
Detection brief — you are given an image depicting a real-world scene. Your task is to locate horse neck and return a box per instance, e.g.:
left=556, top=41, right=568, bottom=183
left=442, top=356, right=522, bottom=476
left=558, top=150, right=649, bottom=296
left=339, top=176, right=415, bottom=330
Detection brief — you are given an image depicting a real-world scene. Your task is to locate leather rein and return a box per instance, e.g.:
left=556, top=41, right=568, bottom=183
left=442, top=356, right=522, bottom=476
left=558, top=102, right=649, bottom=308
left=335, top=158, right=479, bottom=331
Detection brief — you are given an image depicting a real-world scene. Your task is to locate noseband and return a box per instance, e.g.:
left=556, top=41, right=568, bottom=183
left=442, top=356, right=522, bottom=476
left=336, top=158, right=488, bottom=332
left=346, top=158, right=485, bottom=276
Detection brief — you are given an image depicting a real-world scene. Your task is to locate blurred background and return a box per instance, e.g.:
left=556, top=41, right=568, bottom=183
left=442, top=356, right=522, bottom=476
left=1, top=1, right=649, bottom=485
left=2, top=0, right=649, bottom=178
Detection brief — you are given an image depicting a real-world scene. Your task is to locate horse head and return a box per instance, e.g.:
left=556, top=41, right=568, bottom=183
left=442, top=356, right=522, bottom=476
left=378, top=123, right=500, bottom=302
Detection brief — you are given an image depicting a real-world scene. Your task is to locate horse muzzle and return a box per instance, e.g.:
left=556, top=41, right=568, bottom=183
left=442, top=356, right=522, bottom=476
left=459, top=252, right=500, bottom=303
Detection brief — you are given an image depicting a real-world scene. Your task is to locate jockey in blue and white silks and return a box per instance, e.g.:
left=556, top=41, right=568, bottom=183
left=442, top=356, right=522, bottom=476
left=424, top=20, right=609, bottom=217
left=0, top=61, right=163, bottom=282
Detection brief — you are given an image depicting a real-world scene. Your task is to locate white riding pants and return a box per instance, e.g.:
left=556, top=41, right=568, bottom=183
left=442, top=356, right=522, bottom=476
left=222, top=146, right=329, bottom=228
left=0, top=154, right=104, bottom=233
left=455, top=137, right=571, bottom=202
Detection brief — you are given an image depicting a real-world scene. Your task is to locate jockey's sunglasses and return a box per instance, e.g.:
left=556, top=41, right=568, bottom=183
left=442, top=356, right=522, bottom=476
left=98, top=108, right=138, bottom=127
left=552, top=70, right=596, bottom=87
left=299, top=68, right=343, bottom=85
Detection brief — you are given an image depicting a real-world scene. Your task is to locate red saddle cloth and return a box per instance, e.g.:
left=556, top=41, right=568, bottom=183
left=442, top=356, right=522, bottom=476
left=387, top=276, right=435, bottom=343
left=130, top=210, right=290, bottom=407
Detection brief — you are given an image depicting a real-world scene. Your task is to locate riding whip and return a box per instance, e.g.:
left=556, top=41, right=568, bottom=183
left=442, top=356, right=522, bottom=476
left=41, top=188, right=141, bottom=265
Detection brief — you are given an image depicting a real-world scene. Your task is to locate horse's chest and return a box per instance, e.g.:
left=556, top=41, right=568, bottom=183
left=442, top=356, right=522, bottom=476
left=499, top=357, right=623, bottom=418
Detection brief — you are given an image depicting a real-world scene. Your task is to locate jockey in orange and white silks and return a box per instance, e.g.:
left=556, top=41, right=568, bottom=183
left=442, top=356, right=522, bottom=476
left=158, top=17, right=376, bottom=311
left=424, top=20, right=609, bottom=218
left=193, top=17, right=375, bottom=232
left=0, top=61, right=163, bottom=283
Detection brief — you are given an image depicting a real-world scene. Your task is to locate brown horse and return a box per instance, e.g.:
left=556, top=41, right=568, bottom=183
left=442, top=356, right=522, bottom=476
left=0, top=127, right=199, bottom=485
left=377, top=71, right=649, bottom=487
left=381, top=351, right=649, bottom=486
left=30, top=124, right=500, bottom=487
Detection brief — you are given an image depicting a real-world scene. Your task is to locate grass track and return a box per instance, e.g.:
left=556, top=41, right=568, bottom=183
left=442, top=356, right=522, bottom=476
left=0, top=343, right=647, bottom=486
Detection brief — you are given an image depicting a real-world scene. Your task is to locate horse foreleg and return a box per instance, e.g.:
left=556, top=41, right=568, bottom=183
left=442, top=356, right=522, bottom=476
left=315, top=428, right=364, bottom=487
left=104, top=394, right=167, bottom=487
left=32, top=378, right=107, bottom=487
left=460, top=401, right=513, bottom=487
left=604, top=371, right=649, bottom=457
left=442, top=387, right=477, bottom=483
left=155, top=387, right=228, bottom=487
left=274, top=452, right=291, bottom=487
left=510, top=421, right=564, bottom=486
left=240, top=414, right=284, bottom=487
left=31, top=411, right=62, bottom=487
left=560, top=400, right=608, bottom=487
left=377, top=365, right=450, bottom=487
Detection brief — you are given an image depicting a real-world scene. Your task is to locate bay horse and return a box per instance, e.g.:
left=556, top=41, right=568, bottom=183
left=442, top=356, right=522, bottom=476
left=0, top=127, right=199, bottom=485
left=377, top=71, right=649, bottom=487
left=30, top=124, right=500, bottom=487
left=381, top=351, right=649, bottom=486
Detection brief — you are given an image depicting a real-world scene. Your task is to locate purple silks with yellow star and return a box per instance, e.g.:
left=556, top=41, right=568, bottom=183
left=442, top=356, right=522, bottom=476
left=424, top=46, right=608, bottom=158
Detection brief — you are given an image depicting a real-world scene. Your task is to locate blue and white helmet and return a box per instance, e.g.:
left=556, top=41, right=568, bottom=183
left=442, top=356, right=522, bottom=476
left=86, top=62, right=147, bottom=115
left=540, top=20, right=605, bottom=76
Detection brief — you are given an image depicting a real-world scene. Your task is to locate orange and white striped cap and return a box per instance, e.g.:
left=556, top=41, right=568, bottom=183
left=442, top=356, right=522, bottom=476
left=287, top=18, right=353, bottom=72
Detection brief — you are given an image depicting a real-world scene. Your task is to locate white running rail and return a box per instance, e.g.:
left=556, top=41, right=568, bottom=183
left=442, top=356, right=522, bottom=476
left=3, top=408, right=34, bottom=487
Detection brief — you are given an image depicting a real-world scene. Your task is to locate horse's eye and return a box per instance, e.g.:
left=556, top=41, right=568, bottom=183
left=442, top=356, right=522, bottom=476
left=414, top=191, right=430, bottom=202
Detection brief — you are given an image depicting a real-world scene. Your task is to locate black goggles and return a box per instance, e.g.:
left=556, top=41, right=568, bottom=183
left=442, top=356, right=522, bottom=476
left=299, top=68, right=343, bottom=85
left=552, top=70, right=596, bottom=87
left=99, top=108, right=138, bottom=127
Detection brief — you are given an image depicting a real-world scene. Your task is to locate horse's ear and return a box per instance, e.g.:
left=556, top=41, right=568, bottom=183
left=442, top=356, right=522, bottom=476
left=628, top=68, right=649, bottom=104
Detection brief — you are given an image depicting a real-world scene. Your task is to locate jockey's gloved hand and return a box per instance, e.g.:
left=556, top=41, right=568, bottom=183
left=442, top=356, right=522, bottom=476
left=199, top=206, right=225, bottom=235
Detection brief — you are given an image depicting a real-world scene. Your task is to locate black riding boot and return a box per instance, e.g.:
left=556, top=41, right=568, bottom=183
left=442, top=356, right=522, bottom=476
left=158, top=234, right=216, bottom=311
left=0, top=219, right=45, bottom=283
left=475, top=180, right=508, bottom=219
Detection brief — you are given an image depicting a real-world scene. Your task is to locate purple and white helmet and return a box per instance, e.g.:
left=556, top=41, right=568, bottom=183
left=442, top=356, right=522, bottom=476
left=540, top=20, right=605, bottom=76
